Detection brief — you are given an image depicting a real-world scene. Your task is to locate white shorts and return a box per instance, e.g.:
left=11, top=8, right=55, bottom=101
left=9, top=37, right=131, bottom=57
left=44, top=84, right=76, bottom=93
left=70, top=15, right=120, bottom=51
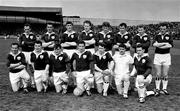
left=114, top=74, right=130, bottom=86
left=34, top=70, right=48, bottom=83
left=94, top=71, right=103, bottom=84
left=63, top=49, right=77, bottom=59
left=53, top=71, right=69, bottom=86
left=154, top=53, right=171, bottom=65
left=9, top=69, right=30, bottom=84
left=75, top=70, right=94, bottom=84
left=22, top=51, right=31, bottom=64
left=135, top=74, right=152, bottom=87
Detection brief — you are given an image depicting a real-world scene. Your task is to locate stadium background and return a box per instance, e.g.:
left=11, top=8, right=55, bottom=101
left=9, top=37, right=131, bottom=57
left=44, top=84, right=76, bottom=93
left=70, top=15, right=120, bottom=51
left=0, top=5, right=180, bottom=111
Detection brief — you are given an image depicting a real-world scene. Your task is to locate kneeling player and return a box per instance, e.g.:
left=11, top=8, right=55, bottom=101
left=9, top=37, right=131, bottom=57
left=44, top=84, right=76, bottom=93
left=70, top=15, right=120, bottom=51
left=113, top=43, right=133, bottom=99
left=49, top=44, right=70, bottom=93
left=71, top=41, right=94, bottom=96
left=7, top=43, right=30, bottom=93
left=93, top=43, right=114, bottom=96
left=30, top=41, right=50, bottom=92
left=130, top=44, right=154, bottom=103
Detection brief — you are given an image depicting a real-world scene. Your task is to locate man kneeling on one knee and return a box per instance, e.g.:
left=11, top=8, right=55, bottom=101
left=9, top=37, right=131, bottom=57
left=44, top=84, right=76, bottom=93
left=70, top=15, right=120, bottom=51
left=130, top=44, right=154, bottom=103
left=71, top=41, right=94, bottom=96
left=93, top=42, right=114, bottom=96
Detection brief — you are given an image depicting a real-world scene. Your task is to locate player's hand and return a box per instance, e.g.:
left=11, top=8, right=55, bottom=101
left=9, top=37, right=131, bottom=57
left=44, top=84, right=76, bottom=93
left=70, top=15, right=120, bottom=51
left=21, top=41, right=25, bottom=45
left=125, top=42, right=131, bottom=48
left=45, top=70, right=49, bottom=76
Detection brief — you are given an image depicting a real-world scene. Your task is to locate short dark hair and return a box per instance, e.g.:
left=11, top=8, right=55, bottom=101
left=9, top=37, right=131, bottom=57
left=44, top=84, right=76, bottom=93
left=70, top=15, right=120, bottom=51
left=119, top=43, right=126, bottom=49
left=136, top=44, right=145, bottom=50
left=138, top=25, right=145, bottom=29
left=24, top=23, right=31, bottom=28
left=119, top=23, right=127, bottom=28
left=47, top=22, right=54, bottom=27
left=77, top=40, right=85, bottom=46
left=54, top=44, right=62, bottom=49
left=83, top=20, right=92, bottom=26
left=160, top=23, right=167, bottom=28
left=66, top=21, right=73, bottom=26
left=35, top=41, right=42, bottom=45
left=11, top=43, right=19, bottom=48
left=98, top=42, right=106, bottom=48
left=102, top=22, right=111, bottom=27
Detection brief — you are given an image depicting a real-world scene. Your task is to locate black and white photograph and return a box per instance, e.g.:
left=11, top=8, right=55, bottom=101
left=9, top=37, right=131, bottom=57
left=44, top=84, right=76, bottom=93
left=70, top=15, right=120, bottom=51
left=0, top=0, right=180, bottom=110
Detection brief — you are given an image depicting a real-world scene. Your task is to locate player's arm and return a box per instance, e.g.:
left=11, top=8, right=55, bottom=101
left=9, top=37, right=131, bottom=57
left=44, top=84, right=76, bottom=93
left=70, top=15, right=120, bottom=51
left=88, top=52, right=94, bottom=74
left=132, top=35, right=138, bottom=48
left=65, top=53, right=71, bottom=74
left=85, top=38, right=96, bottom=46
left=143, top=57, right=152, bottom=78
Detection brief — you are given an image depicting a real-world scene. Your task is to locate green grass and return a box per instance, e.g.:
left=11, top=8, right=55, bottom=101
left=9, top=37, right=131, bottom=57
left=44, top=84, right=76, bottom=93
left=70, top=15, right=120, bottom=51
left=0, top=38, right=180, bottom=111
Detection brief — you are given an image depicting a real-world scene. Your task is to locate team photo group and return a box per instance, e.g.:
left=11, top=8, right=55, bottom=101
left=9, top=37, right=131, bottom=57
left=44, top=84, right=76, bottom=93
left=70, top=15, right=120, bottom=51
left=7, top=20, right=173, bottom=103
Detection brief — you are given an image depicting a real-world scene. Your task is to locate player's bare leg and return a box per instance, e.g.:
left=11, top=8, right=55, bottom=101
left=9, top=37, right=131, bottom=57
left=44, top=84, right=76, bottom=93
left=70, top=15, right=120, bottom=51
left=103, top=76, right=110, bottom=96
left=161, top=65, right=170, bottom=95
left=123, top=74, right=130, bottom=99
left=96, top=83, right=103, bottom=94
left=55, top=84, right=62, bottom=93
left=154, top=64, right=161, bottom=96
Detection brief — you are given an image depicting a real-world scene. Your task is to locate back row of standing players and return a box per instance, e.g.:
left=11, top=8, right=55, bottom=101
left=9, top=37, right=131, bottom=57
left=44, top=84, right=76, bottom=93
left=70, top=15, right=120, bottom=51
left=7, top=21, right=173, bottom=103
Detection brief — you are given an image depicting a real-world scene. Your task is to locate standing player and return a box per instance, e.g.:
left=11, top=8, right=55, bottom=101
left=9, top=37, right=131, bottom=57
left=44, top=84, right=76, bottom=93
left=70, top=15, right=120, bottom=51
left=79, top=20, right=96, bottom=54
left=113, top=43, right=133, bottom=99
left=41, top=23, right=60, bottom=82
left=61, top=21, right=79, bottom=58
left=49, top=44, right=70, bottom=93
left=113, top=23, right=132, bottom=56
left=93, top=43, right=114, bottom=96
left=7, top=43, right=30, bottom=93
left=132, top=26, right=150, bottom=56
left=130, top=44, right=154, bottom=103
left=41, top=23, right=60, bottom=55
left=153, top=23, right=173, bottom=96
left=30, top=41, right=50, bottom=92
left=96, top=22, right=114, bottom=52
left=71, top=41, right=94, bottom=96
left=19, top=23, right=36, bottom=88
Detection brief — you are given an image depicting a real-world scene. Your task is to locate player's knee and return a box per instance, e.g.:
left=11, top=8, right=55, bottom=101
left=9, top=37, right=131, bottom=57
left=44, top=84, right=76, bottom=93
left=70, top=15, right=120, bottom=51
left=137, top=76, right=144, bottom=87
left=104, top=76, right=110, bottom=83
left=73, top=87, right=84, bottom=96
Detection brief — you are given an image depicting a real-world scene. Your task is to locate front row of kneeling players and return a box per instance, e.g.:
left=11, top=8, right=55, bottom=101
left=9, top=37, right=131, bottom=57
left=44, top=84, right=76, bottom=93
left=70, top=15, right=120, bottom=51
left=7, top=41, right=153, bottom=103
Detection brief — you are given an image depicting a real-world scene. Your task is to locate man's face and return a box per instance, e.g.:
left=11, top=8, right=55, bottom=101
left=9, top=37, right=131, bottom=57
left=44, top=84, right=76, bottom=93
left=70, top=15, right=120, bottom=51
left=136, top=47, right=144, bottom=57
left=138, top=27, right=145, bottom=35
left=11, top=45, right=19, bottom=55
left=119, top=26, right=126, bottom=33
left=98, top=45, right=105, bottom=54
left=66, top=24, right=73, bottom=32
left=24, top=26, right=31, bottom=34
left=78, top=43, right=85, bottom=52
left=34, top=43, right=42, bottom=52
left=102, top=26, right=109, bottom=33
left=84, top=23, right=91, bottom=32
left=54, top=48, right=62, bottom=55
left=160, top=26, right=167, bottom=34
left=47, top=24, right=53, bottom=33
left=119, top=47, right=126, bottom=55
